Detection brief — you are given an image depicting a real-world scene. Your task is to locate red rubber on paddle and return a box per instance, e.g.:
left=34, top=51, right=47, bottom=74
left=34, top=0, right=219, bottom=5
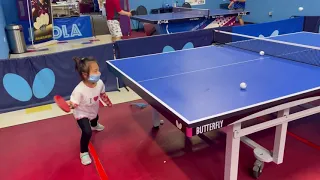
left=54, top=95, right=71, bottom=113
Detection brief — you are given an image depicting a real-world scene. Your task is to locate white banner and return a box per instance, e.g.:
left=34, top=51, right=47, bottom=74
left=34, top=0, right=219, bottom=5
left=185, top=0, right=205, bottom=5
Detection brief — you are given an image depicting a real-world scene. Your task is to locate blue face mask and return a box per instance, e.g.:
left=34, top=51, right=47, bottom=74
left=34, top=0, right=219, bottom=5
left=88, top=73, right=100, bottom=83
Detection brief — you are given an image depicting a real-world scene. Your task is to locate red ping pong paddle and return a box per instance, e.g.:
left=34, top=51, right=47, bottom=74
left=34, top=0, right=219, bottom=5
left=54, top=95, right=71, bottom=113
left=105, top=96, right=113, bottom=107
left=101, top=93, right=113, bottom=107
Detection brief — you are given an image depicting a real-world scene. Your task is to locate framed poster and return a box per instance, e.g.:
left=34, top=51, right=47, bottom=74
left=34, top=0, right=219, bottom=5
left=185, top=0, right=205, bottom=6
left=30, top=0, right=53, bottom=42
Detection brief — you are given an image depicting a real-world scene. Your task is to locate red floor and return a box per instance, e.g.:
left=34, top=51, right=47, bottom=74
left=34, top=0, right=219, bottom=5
left=0, top=101, right=320, bottom=180
left=0, top=114, right=100, bottom=180
left=288, top=114, right=320, bottom=147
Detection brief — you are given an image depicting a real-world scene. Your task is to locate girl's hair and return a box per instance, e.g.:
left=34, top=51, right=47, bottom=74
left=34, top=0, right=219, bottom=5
left=73, top=56, right=97, bottom=80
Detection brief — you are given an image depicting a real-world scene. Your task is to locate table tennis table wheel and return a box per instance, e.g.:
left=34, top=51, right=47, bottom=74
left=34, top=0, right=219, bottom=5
left=252, top=159, right=264, bottom=179
left=153, top=120, right=164, bottom=129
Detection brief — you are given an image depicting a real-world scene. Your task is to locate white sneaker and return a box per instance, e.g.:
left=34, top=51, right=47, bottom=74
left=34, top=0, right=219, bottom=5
left=91, top=123, right=105, bottom=131
left=80, top=152, right=92, bottom=165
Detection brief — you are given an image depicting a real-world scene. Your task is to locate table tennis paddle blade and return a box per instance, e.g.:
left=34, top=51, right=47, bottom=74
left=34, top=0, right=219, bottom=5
left=106, top=97, right=113, bottom=107
left=101, top=93, right=113, bottom=107
left=54, top=95, right=71, bottom=113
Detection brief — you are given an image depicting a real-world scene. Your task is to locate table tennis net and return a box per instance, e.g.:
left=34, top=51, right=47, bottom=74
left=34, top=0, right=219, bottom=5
left=214, top=30, right=320, bottom=66
left=172, top=7, right=209, bottom=17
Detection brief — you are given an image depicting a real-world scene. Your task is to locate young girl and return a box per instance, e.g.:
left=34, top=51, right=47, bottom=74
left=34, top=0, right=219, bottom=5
left=69, top=57, right=112, bottom=165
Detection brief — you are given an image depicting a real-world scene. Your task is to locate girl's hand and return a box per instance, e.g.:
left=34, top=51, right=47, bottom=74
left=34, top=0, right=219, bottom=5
left=67, top=101, right=75, bottom=109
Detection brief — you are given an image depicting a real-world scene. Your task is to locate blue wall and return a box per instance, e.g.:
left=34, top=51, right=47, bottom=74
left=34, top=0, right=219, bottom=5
left=190, top=0, right=219, bottom=10
left=244, top=0, right=320, bottom=23
left=1, top=0, right=19, bottom=25
left=128, top=0, right=219, bottom=12
left=129, top=0, right=182, bottom=12
left=128, top=0, right=218, bottom=29
left=129, top=0, right=320, bottom=23
left=0, top=1, right=9, bottom=59
left=215, top=0, right=320, bottom=23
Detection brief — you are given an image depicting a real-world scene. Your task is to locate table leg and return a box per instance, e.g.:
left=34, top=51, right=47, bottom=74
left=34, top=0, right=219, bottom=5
left=116, top=77, right=129, bottom=92
left=152, top=109, right=161, bottom=128
left=224, top=123, right=241, bottom=180
left=184, top=136, right=193, bottom=152
left=116, top=77, right=120, bottom=92
left=273, top=109, right=289, bottom=164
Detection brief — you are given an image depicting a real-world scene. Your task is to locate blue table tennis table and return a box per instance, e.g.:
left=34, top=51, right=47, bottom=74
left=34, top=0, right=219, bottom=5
left=107, top=31, right=320, bottom=180
left=131, top=7, right=250, bottom=34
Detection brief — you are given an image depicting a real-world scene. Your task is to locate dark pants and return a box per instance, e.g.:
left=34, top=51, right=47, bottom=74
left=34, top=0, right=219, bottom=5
left=77, top=115, right=99, bottom=153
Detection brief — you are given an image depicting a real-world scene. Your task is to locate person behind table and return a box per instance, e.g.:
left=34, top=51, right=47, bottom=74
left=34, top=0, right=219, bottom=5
left=105, top=0, right=132, bottom=42
left=68, top=57, right=112, bottom=165
left=228, top=0, right=246, bottom=26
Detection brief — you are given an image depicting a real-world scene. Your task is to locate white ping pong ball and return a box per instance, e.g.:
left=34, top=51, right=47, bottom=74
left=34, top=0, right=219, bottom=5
left=240, top=82, right=247, bottom=90
left=260, top=51, right=265, bottom=56
left=299, top=7, right=304, bottom=11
